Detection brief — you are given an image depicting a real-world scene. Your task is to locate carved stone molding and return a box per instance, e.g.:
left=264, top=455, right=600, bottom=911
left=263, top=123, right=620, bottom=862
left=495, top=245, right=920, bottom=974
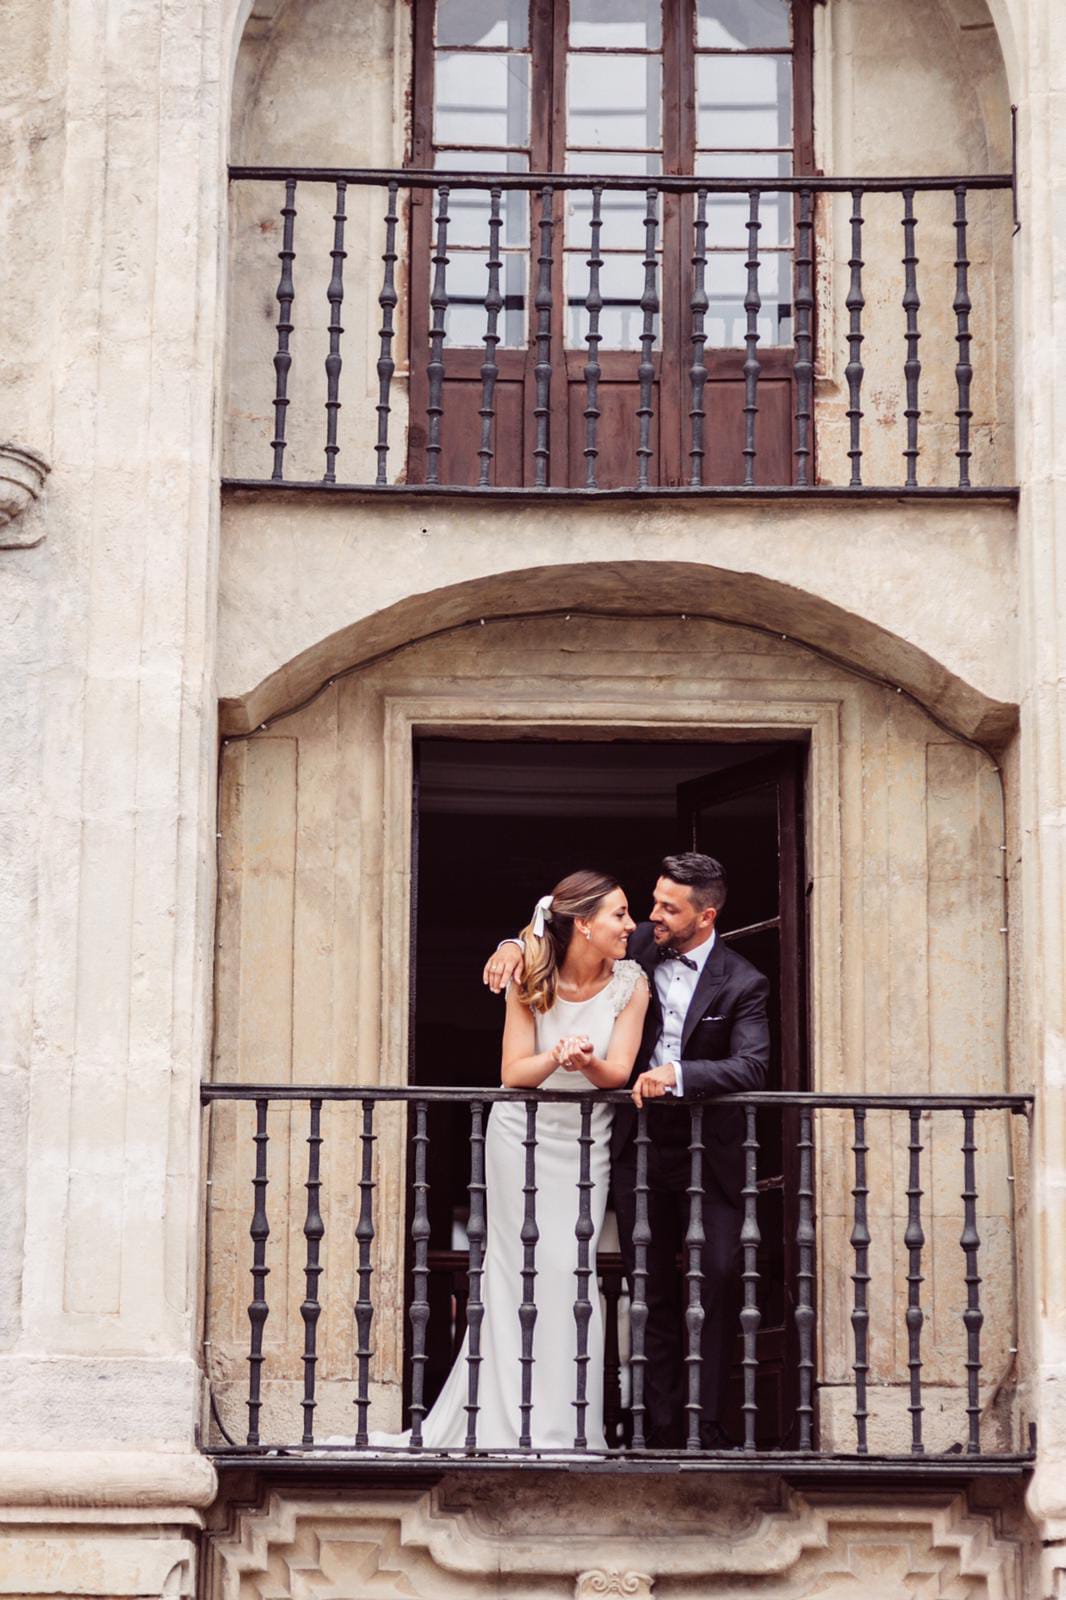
left=575, top=1572, right=653, bottom=1598
left=0, top=444, right=50, bottom=548
left=205, top=1479, right=1027, bottom=1600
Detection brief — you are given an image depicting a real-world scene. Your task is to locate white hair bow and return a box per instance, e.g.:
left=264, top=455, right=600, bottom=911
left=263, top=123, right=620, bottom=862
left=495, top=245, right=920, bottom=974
left=531, top=894, right=554, bottom=937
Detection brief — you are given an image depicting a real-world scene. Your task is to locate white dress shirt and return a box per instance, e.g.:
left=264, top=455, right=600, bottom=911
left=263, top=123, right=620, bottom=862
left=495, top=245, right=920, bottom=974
left=650, top=929, right=716, bottom=1096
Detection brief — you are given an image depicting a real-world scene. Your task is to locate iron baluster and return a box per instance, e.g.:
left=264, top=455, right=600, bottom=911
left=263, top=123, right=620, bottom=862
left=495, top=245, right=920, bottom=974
left=246, top=1098, right=271, bottom=1446
left=477, top=187, right=504, bottom=488
left=795, top=1104, right=815, bottom=1449
left=583, top=184, right=604, bottom=488
left=793, top=187, right=815, bottom=486
left=905, top=1106, right=926, bottom=1453
left=464, top=1100, right=488, bottom=1451
left=629, top=1106, right=651, bottom=1450
left=636, top=187, right=660, bottom=488
left=533, top=186, right=554, bottom=487
left=684, top=1106, right=706, bottom=1450
left=519, top=1100, right=540, bottom=1449
left=602, top=1263, right=624, bottom=1448
left=353, top=1099, right=376, bottom=1447
left=743, top=190, right=762, bottom=486
left=953, top=186, right=974, bottom=488
left=846, top=190, right=866, bottom=486
left=901, top=188, right=922, bottom=487
left=299, top=1098, right=324, bottom=1445
left=270, top=178, right=297, bottom=482
left=740, top=1104, right=761, bottom=1452
left=850, top=1106, right=871, bottom=1455
left=573, top=1097, right=595, bottom=1448
left=688, top=188, right=710, bottom=486
left=374, top=180, right=400, bottom=487
left=425, top=186, right=451, bottom=487
left=961, top=1107, right=984, bottom=1454
left=408, top=1100, right=431, bottom=1447
left=322, top=179, right=348, bottom=483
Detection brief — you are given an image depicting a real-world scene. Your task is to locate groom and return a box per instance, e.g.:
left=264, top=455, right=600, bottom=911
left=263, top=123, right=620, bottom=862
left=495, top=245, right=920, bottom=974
left=483, top=852, right=771, bottom=1449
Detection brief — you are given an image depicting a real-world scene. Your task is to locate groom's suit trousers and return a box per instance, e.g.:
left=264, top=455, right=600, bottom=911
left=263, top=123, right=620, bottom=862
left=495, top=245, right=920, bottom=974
left=611, top=1139, right=742, bottom=1446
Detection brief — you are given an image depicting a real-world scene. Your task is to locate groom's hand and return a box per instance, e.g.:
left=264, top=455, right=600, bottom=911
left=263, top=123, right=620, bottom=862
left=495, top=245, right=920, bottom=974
left=631, top=1063, right=678, bottom=1107
left=482, top=941, right=524, bottom=993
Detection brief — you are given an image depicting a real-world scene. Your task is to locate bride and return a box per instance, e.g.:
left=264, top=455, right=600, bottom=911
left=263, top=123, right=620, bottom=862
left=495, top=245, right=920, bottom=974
left=411, top=868, right=649, bottom=1451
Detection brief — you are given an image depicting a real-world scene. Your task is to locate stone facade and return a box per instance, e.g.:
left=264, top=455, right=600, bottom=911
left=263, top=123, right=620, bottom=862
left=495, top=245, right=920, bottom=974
left=3, top=0, right=1066, bottom=1597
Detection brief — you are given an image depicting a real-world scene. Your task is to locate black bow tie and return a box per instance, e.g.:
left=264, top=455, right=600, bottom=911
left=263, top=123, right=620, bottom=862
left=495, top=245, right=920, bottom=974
left=658, top=947, right=698, bottom=970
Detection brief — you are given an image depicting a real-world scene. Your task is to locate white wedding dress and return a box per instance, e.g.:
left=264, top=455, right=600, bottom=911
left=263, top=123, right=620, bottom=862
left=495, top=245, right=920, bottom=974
left=407, top=958, right=646, bottom=1452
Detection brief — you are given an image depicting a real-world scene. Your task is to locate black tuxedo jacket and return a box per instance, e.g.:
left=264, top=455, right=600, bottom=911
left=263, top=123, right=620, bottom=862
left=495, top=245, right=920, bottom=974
left=611, top=922, right=772, bottom=1204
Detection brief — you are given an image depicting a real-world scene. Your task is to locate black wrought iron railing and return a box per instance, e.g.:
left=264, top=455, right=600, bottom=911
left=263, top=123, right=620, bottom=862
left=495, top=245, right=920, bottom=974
left=225, top=167, right=1015, bottom=496
left=200, top=1084, right=1032, bottom=1472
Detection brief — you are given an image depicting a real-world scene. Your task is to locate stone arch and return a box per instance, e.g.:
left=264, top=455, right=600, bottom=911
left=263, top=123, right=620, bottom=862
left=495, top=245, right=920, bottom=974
left=219, top=560, right=1016, bottom=744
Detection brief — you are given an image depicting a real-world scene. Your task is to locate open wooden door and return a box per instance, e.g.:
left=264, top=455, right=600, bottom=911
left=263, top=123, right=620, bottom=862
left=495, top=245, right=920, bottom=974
left=676, top=744, right=808, bottom=1447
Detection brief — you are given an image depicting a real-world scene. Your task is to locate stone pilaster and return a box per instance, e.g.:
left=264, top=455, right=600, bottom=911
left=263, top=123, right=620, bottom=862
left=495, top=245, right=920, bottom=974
left=1014, top=0, right=1066, bottom=1572
left=0, top=0, right=227, bottom=1586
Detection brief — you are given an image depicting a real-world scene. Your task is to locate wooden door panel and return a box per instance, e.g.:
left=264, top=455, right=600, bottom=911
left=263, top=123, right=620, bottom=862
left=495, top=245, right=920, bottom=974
left=432, top=377, right=528, bottom=487
left=565, top=376, right=662, bottom=489
left=676, top=747, right=808, bottom=1447
left=702, top=372, right=795, bottom=488
left=408, top=350, right=529, bottom=487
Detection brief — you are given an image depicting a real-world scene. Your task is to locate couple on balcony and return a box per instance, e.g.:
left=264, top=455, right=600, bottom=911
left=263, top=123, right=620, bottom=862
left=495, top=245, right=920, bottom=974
left=413, top=852, right=771, bottom=1453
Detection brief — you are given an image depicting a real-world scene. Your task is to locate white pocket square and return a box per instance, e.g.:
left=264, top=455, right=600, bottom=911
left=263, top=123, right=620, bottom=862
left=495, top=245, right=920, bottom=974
left=702, top=1013, right=727, bottom=1022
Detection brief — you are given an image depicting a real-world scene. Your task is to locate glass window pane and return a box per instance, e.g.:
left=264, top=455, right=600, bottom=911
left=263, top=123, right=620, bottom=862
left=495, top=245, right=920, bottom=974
left=435, top=52, right=530, bottom=147
left=566, top=252, right=658, bottom=350
left=568, top=54, right=662, bottom=149
left=697, top=0, right=791, bottom=50
left=696, top=150, right=791, bottom=177
left=570, top=0, right=661, bottom=48
left=434, top=150, right=529, bottom=247
left=442, top=250, right=527, bottom=347
left=696, top=192, right=791, bottom=250
left=705, top=250, right=792, bottom=347
left=697, top=54, right=791, bottom=148
left=566, top=153, right=662, bottom=253
left=436, top=0, right=528, bottom=48
left=694, top=155, right=792, bottom=250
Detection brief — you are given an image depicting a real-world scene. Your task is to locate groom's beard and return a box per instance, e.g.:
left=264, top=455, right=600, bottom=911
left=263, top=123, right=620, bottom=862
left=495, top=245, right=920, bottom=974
left=650, top=916, right=701, bottom=947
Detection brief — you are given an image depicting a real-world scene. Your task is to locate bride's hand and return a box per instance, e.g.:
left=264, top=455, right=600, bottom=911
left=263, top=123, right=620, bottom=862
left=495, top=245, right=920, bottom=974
left=570, top=1036, right=596, bottom=1072
left=553, top=1035, right=591, bottom=1070
left=553, top=1034, right=594, bottom=1071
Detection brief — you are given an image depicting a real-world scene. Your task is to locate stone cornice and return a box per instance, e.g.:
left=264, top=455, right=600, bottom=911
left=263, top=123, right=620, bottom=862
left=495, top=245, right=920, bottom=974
left=0, top=1450, right=217, bottom=1511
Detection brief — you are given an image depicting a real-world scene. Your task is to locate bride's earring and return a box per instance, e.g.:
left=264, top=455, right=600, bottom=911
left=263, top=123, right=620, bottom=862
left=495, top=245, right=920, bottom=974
left=584, top=927, right=591, bottom=940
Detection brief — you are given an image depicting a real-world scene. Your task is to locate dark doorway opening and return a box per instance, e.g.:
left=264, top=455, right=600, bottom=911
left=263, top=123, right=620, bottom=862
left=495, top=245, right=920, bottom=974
left=408, top=734, right=809, bottom=1447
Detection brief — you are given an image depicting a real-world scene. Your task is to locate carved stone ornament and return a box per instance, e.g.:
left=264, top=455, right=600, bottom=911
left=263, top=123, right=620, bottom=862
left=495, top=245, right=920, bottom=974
left=575, top=1573, right=653, bottom=1598
left=0, top=443, right=50, bottom=547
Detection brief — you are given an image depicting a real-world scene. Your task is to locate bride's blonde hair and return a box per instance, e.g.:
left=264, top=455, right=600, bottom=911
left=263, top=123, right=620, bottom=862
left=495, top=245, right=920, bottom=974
left=515, top=869, right=621, bottom=1014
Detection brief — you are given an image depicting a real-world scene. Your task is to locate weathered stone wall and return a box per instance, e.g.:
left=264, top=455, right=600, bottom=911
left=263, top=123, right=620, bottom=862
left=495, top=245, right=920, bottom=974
left=0, top=0, right=228, bottom=1590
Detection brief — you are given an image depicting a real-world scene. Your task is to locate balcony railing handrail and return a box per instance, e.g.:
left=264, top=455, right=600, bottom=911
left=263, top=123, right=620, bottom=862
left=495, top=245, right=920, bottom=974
left=202, top=1083, right=1032, bottom=1112
left=229, top=164, right=1014, bottom=194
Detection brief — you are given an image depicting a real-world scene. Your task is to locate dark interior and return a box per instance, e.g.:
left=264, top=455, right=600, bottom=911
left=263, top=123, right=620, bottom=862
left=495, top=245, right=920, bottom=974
left=408, top=734, right=806, bottom=1445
